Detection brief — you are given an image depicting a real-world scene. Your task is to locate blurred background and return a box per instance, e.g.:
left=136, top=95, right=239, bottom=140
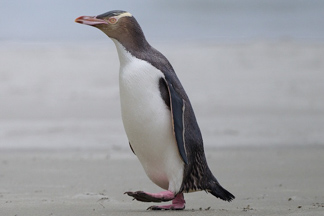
left=1, top=0, right=324, bottom=151
left=1, top=0, right=324, bottom=42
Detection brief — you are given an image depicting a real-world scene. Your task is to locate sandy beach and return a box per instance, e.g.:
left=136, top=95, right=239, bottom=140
left=0, top=41, right=324, bottom=215
left=1, top=147, right=324, bottom=216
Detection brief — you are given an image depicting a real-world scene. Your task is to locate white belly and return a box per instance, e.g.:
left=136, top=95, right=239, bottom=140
left=114, top=40, right=184, bottom=193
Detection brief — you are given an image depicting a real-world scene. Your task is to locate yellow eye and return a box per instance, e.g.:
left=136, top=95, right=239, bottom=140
left=108, top=17, right=117, bottom=24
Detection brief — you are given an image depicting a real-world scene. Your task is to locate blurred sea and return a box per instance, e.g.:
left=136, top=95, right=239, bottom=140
left=1, top=0, right=324, bottom=43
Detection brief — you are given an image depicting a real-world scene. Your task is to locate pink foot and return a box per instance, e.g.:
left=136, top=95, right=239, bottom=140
left=124, top=190, right=175, bottom=203
left=147, top=193, right=185, bottom=210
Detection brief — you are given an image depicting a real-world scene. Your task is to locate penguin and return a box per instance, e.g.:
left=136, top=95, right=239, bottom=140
left=75, top=10, right=234, bottom=210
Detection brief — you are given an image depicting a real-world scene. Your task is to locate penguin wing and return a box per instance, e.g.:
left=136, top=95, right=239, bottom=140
left=160, top=78, right=188, bottom=164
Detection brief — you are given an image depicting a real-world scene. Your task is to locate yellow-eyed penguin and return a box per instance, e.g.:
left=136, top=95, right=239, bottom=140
left=75, top=10, right=234, bottom=210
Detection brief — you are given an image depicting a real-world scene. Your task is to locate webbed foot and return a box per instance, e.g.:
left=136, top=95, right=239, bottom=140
left=147, top=193, right=185, bottom=210
left=124, top=190, right=175, bottom=202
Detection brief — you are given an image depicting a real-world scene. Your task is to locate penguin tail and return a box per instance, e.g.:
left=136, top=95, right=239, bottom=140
left=208, top=180, right=235, bottom=202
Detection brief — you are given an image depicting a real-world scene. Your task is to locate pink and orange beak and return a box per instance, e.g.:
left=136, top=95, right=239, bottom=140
left=75, top=16, right=108, bottom=26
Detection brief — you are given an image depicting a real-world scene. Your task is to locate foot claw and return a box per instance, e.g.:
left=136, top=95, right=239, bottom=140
left=124, top=191, right=154, bottom=202
left=147, top=204, right=185, bottom=210
left=147, top=206, right=160, bottom=210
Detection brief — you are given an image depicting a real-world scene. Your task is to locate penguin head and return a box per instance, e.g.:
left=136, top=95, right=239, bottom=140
left=75, top=10, right=148, bottom=50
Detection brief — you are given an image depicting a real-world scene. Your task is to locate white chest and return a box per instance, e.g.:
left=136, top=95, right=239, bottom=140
left=113, top=40, right=184, bottom=192
left=118, top=56, right=170, bottom=147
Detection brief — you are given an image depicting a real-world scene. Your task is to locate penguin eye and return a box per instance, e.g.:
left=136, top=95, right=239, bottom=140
left=108, top=17, right=117, bottom=24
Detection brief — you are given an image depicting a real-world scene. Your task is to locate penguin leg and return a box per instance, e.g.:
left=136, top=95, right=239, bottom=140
left=147, top=193, right=185, bottom=210
left=124, top=190, right=175, bottom=202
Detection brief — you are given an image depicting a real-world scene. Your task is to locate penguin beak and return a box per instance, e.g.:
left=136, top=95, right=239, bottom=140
left=75, top=16, right=108, bottom=26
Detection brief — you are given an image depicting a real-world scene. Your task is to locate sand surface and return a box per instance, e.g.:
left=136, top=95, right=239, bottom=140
left=1, top=41, right=324, bottom=215
left=1, top=147, right=324, bottom=216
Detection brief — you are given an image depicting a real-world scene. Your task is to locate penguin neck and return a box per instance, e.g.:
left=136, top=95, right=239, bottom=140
left=111, top=33, right=153, bottom=64
left=112, top=39, right=134, bottom=66
left=112, top=37, right=174, bottom=79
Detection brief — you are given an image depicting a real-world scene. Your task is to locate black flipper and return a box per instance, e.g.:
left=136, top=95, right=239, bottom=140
left=160, top=78, right=188, bottom=165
